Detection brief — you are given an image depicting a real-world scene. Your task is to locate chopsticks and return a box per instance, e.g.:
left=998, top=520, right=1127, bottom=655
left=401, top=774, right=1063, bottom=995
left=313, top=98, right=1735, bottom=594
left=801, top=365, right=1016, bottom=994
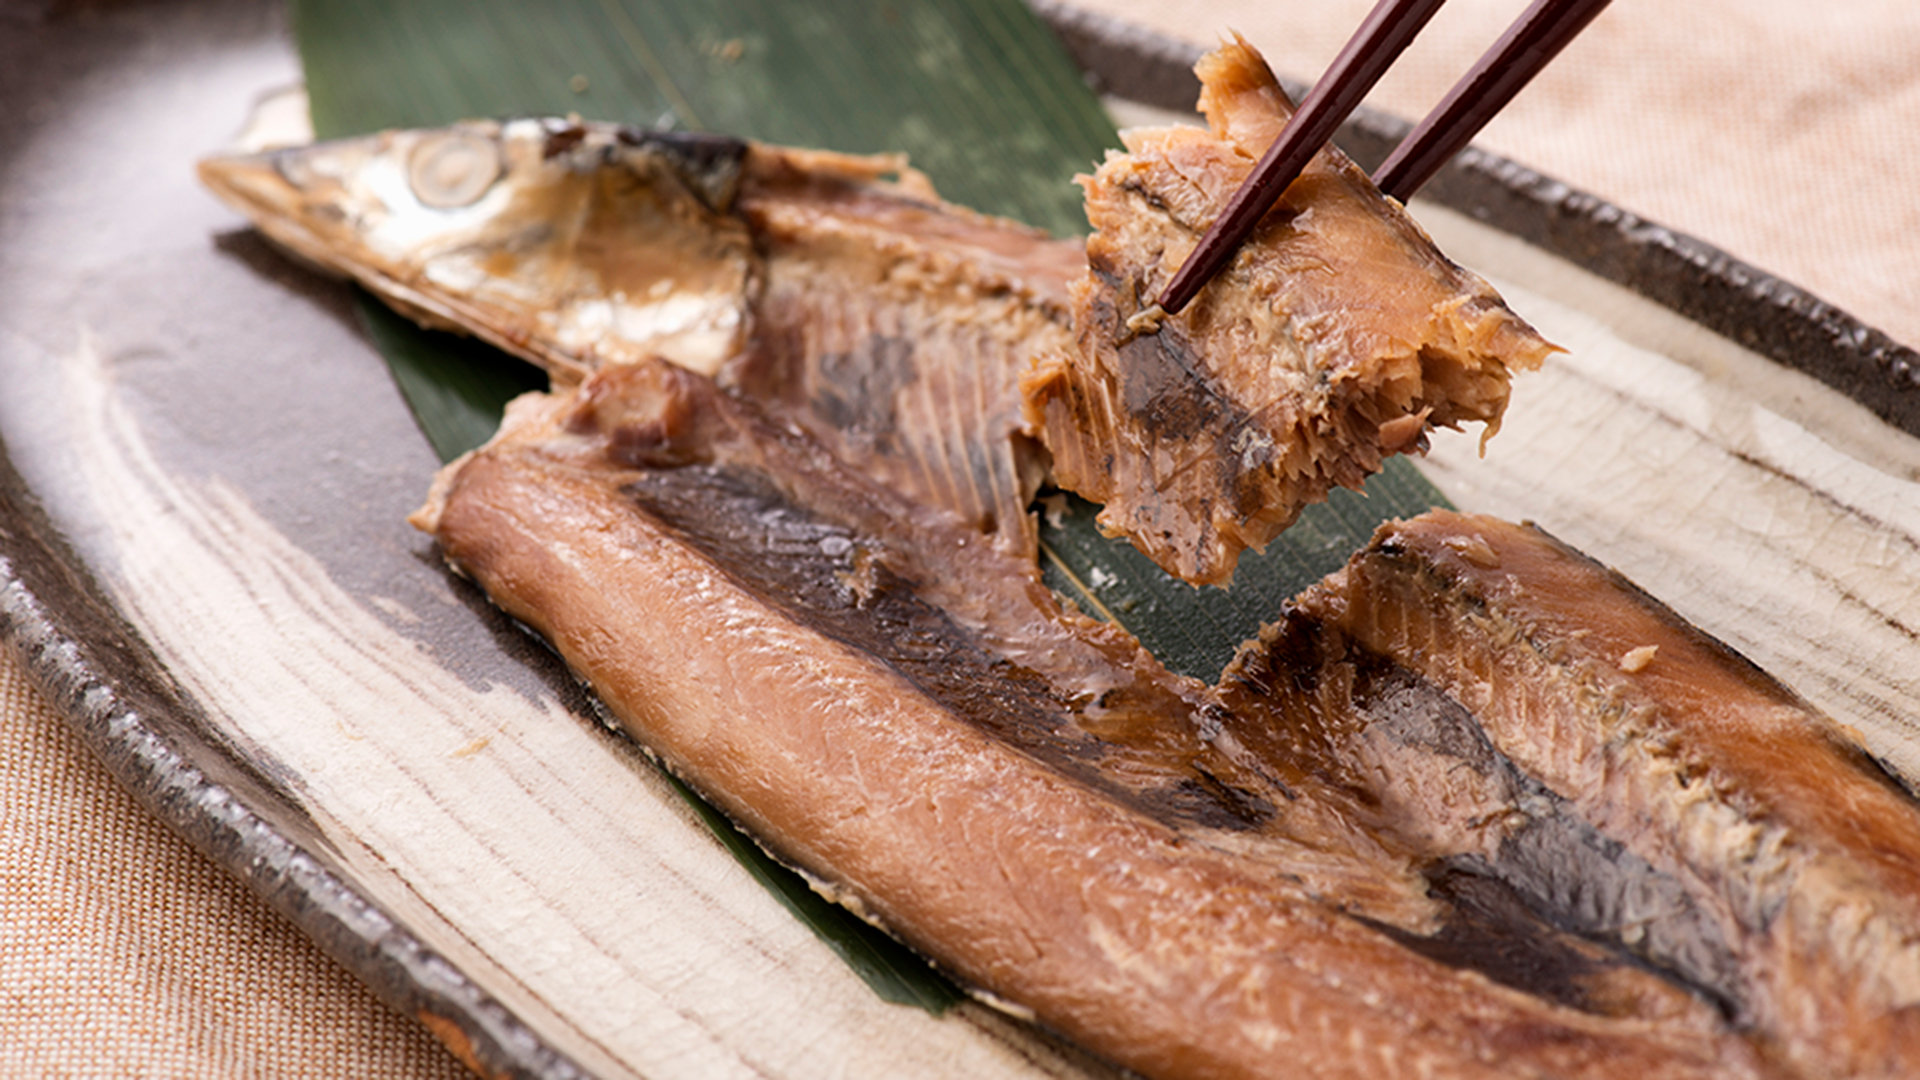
left=1156, top=0, right=1613, bottom=316
left=1372, top=0, right=1612, bottom=201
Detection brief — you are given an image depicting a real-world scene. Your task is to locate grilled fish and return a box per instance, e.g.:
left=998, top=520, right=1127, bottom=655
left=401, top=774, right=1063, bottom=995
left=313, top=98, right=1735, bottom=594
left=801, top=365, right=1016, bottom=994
left=197, top=40, right=1920, bottom=1080
left=201, top=122, right=1079, bottom=553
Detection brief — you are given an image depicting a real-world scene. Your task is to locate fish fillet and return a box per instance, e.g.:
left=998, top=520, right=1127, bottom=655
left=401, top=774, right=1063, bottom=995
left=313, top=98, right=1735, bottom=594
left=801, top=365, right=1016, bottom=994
left=1241, top=511, right=1920, bottom=1079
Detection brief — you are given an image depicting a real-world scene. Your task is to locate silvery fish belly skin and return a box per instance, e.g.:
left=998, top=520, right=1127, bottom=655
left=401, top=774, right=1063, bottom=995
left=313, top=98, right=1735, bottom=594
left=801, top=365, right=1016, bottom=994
left=1024, top=40, right=1555, bottom=585
left=413, top=360, right=1774, bottom=1080
left=197, top=120, right=759, bottom=379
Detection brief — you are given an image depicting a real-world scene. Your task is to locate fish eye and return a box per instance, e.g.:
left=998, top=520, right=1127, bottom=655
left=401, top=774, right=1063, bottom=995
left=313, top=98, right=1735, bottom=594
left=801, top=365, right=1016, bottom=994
left=407, top=131, right=502, bottom=209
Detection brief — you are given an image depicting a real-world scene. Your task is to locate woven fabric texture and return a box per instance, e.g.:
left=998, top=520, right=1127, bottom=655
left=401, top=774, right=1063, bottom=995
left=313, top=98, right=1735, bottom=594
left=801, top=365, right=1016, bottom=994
left=0, top=646, right=469, bottom=1078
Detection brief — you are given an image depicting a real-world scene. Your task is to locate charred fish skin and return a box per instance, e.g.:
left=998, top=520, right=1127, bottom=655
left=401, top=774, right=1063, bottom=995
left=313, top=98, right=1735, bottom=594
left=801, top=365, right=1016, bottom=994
left=1024, top=40, right=1554, bottom=586
left=414, top=362, right=1776, bottom=1080
left=1264, top=510, right=1920, bottom=1079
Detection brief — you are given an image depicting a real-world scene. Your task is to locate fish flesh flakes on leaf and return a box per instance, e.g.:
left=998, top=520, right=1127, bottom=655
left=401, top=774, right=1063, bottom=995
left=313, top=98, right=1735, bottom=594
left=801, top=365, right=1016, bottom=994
left=1026, top=39, right=1555, bottom=585
left=197, top=38, right=1920, bottom=1080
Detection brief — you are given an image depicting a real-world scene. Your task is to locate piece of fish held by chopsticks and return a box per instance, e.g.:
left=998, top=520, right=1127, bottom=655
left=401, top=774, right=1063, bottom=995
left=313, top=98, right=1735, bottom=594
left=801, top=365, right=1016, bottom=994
left=1025, top=39, right=1556, bottom=584
left=196, top=40, right=1920, bottom=1079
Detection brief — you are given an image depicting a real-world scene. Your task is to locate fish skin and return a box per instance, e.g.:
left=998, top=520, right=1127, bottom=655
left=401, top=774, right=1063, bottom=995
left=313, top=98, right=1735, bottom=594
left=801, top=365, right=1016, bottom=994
left=1024, top=39, right=1555, bottom=585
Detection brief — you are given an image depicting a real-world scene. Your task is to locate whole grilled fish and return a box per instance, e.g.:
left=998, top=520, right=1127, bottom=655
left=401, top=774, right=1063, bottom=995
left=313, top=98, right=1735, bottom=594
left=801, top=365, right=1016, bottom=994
left=199, top=41, right=1920, bottom=1080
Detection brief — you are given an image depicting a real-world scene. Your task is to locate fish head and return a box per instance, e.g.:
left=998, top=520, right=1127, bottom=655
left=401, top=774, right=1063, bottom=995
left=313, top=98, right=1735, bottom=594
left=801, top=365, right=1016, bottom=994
left=199, top=119, right=757, bottom=379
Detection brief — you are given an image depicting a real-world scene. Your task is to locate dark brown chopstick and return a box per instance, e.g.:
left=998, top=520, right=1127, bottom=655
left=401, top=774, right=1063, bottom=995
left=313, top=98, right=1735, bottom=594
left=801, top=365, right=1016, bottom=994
left=1156, top=0, right=1612, bottom=316
left=1373, top=0, right=1613, bottom=200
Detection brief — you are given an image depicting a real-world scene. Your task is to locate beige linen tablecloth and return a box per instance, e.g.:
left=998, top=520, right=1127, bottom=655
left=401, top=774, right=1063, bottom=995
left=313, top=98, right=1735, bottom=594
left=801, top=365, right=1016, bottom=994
left=3, top=0, right=1915, bottom=1075
left=0, top=647, right=470, bottom=1078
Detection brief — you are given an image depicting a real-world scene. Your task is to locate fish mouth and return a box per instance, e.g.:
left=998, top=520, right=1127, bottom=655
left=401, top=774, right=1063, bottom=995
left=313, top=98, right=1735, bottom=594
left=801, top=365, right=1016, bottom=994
left=198, top=147, right=311, bottom=220
left=197, top=150, right=356, bottom=279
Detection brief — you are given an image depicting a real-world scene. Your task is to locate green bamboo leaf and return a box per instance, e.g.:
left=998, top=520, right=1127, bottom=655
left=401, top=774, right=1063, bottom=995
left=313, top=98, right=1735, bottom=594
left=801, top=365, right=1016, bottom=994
left=1040, top=458, right=1451, bottom=682
left=355, top=295, right=545, bottom=462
